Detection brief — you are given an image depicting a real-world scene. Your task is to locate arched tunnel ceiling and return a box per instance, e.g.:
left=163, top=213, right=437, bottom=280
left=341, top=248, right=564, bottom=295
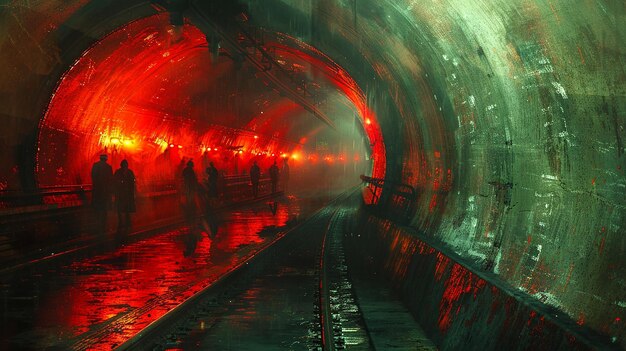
left=36, top=12, right=382, bottom=187
left=0, top=0, right=625, bottom=346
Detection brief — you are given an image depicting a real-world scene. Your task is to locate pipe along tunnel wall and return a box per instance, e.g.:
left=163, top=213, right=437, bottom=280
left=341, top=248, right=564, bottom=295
left=0, top=0, right=624, bottom=347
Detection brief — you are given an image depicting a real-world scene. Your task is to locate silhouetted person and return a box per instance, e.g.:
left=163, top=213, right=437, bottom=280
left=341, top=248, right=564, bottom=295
left=205, top=162, right=219, bottom=201
left=269, top=161, right=279, bottom=193
left=91, top=154, right=113, bottom=235
left=182, top=160, right=199, bottom=256
left=282, top=158, right=290, bottom=192
left=204, top=162, right=220, bottom=238
left=250, top=161, right=260, bottom=198
left=182, top=159, right=198, bottom=214
left=114, top=159, right=136, bottom=235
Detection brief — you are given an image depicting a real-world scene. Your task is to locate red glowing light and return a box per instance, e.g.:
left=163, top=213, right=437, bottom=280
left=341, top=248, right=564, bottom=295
left=36, top=14, right=380, bottom=189
left=269, top=38, right=386, bottom=180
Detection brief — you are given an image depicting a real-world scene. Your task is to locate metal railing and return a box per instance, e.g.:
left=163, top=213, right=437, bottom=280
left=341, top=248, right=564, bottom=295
left=360, top=175, right=417, bottom=222
left=0, top=175, right=278, bottom=215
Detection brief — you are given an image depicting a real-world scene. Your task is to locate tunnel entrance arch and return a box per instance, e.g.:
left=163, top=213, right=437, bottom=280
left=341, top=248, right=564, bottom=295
left=35, top=13, right=385, bottom=198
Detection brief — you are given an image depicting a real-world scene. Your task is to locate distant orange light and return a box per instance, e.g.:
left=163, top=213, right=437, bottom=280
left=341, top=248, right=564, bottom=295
left=123, top=139, right=134, bottom=146
left=365, top=118, right=372, bottom=125
left=178, top=145, right=183, bottom=149
left=169, top=144, right=175, bottom=148
left=254, top=135, right=258, bottom=139
left=207, top=147, right=212, bottom=151
left=110, top=137, right=121, bottom=145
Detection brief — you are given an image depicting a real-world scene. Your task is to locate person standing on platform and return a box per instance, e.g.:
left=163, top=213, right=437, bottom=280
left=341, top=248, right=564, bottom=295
left=91, top=154, right=113, bottom=235
left=205, top=162, right=219, bottom=204
left=113, top=159, right=136, bottom=236
left=269, top=160, right=279, bottom=193
left=182, top=160, right=199, bottom=219
left=250, top=161, right=261, bottom=198
left=182, top=160, right=199, bottom=255
left=282, top=158, right=290, bottom=193
left=204, top=161, right=220, bottom=238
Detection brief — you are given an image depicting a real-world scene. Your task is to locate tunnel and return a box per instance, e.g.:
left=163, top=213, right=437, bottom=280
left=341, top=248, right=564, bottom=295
left=0, top=0, right=624, bottom=350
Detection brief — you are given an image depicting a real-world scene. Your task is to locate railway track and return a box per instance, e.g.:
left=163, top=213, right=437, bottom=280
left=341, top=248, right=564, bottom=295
left=109, top=192, right=375, bottom=350
left=88, top=189, right=436, bottom=351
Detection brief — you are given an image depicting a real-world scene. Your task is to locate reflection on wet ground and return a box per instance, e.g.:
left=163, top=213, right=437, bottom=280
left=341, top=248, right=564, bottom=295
left=0, top=195, right=318, bottom=351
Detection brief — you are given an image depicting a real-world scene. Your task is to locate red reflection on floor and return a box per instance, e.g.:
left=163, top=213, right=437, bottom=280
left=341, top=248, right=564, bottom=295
left=10, top=199, right=303, bottom=350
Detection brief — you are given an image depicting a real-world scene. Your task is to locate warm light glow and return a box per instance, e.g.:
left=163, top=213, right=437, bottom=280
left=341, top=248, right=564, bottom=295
left=365, top=118, right=372, bottom=125
left=156, top=139, right=169, bottom=149
left=36, top=14, right=379, bottom=190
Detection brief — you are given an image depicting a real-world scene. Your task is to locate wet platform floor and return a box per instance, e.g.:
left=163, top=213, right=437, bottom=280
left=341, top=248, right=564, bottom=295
left=0, top=195, right=318, bottom=351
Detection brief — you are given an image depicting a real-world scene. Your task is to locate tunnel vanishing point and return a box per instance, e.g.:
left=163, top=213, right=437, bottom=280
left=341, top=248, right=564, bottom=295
left=0, top=0, right=624, bottom=349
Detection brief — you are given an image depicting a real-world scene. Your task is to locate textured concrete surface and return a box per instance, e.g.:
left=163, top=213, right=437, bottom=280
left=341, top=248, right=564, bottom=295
left=351, top=211, right=618, bottom=350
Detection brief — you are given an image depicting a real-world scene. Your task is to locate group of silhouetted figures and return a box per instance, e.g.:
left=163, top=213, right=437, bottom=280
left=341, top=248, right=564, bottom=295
left=180, top=160, right=219, bottom=241
left=90, top=154, right=289, bottom=247
left=249, top=159, right=289, bottom=198
left=90, top=154, right=135, bottom=237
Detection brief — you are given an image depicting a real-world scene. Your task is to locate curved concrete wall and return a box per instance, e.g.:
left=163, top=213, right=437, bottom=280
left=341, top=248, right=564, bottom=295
left=0, top=0, right=624, bottom=346
left=242, top=0, right=625, bottom=345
